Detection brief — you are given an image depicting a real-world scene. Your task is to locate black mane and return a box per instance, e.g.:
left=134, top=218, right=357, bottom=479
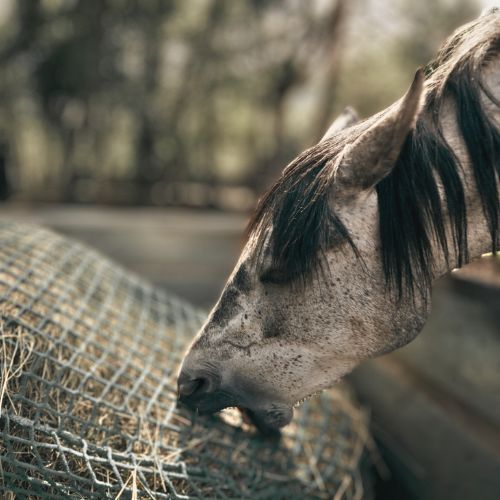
left=247, top=11, right=500, bottom=298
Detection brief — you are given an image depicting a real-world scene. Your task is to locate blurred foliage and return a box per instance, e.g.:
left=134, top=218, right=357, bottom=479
left=0, top=0, right=481, bottom=208
left=334, top=0, right=480, bottom=116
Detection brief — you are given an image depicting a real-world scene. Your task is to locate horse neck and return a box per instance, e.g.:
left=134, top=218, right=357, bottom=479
left=433, top=59, right=499, bottom=280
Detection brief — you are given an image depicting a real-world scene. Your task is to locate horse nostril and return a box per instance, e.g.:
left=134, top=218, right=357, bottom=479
left=177, top=373, right=217, bottom=401
left=178, top=378, right=205, bottom=398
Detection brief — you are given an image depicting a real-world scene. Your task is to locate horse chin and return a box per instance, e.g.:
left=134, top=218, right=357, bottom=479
left=238, top=405, right=294, bottom=436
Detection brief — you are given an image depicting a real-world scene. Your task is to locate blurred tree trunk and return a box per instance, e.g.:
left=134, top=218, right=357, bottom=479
left=249, top=0, right=347, bottom=193
left=0, top=137, right=10, bottom=201
left=163, top=0, right=228, bottom=189
left=247, top=57, right=305, bottom=192
left=34, top=0, right=108, bottom=202
left=311, top=0, right=347, bottom=142
left=0, top=0, right=42, bottom=65
left=133, top=5, right=166, bottom=204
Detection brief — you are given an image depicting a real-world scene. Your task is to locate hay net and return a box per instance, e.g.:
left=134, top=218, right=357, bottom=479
left=0, top=222, right=371, bottom=499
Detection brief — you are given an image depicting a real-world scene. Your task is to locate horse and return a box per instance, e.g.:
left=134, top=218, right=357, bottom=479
left=178, top=10, right=500, bottom=434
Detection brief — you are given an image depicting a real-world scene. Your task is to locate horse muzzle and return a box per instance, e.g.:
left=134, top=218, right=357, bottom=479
left=177, top=367, right=293, bottom=434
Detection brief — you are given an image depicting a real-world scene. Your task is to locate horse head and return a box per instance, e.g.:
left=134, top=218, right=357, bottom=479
left=178, top=12, right=500, bottom=433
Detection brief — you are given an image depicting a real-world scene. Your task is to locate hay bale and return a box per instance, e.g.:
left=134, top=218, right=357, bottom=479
left=0, top=222, right=372, bottom=499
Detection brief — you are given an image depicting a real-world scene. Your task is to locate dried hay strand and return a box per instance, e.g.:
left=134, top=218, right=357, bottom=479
left=0, top=222, right=372, bottom=499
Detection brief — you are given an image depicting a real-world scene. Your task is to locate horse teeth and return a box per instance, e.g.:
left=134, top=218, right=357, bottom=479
left=293, top=390, right=325, bottom=408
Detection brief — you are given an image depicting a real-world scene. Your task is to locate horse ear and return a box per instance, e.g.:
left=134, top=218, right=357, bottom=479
left=334, top=69, right=425, bottom=194
left=320, top=106, right=359, bottom=142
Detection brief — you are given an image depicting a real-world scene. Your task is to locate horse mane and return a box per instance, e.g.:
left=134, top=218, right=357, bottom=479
left=247, top=10, right=500, bottom=298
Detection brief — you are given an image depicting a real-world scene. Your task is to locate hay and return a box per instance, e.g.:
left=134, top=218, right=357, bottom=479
left=0, top=222, right=372, bottom=499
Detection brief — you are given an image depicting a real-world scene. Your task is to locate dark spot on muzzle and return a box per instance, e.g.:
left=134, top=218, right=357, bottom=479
left=211, top=286, right=241, bottom=327
left=233, top=264, right=252, bottom=293
left=262, top=310, right=288, bottom=338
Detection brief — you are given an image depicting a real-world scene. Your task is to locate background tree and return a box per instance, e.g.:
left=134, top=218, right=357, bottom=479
left=0, top=0, right=482, bottom=207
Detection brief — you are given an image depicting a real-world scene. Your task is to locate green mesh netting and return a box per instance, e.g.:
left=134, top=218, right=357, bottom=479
left=0, top=222, right=372, bottom=499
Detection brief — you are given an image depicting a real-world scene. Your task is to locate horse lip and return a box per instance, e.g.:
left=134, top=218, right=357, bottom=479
left=177, top=390, right=236, bottom=415
left=178, top=398, right=225, bottom=415
left=240, top=405, right=294, bottom=434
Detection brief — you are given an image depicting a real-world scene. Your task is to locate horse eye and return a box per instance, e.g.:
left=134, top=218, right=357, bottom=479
left=259, top=268, right=289, bottom=285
